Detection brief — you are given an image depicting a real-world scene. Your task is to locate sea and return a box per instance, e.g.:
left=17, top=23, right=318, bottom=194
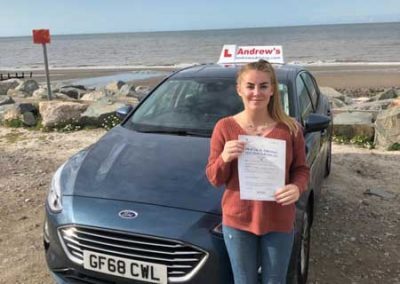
left=0, top=22, right=399, bottom=70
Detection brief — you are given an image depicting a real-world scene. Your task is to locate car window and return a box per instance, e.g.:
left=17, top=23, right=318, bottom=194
left=296, top=75, right=313, bottom=121
left=128, top=78, right=243, bottom=134
left=279, top=84, right=289, bottom=116
left=301, top=72, right=318, bottom=108
left=127, top=78, right=290, bottom=136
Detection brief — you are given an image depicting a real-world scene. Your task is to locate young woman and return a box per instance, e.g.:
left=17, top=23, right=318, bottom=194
left=206, top=60, right=310, bottom=284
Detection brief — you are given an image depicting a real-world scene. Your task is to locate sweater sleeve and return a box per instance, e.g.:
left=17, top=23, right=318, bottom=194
left=289, top=126, right=310, bottom=194
left=206, top=120, right=232, bottom=187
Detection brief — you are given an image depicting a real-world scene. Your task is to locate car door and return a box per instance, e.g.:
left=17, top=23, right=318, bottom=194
left=295, top=72, right=324, bottom=192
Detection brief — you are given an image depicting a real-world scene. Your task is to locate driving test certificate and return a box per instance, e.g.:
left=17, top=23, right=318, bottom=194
left=238, top=135, right=286, bottom=201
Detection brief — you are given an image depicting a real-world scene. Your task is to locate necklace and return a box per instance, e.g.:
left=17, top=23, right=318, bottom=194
left=243, top=121, right=276, bottom=136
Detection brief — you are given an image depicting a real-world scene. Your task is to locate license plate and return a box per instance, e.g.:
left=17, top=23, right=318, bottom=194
left=83, top=250, right=167, bottom=284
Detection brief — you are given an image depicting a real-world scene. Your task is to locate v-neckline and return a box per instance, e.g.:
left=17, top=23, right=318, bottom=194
left=229, top=116, right=279, bottom=137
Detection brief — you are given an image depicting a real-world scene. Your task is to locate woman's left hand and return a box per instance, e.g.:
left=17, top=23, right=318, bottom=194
left=275, top=184, right=300, bottom=206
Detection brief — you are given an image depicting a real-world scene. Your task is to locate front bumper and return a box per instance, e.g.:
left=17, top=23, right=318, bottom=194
left=44, top=196, right=232, bottom=284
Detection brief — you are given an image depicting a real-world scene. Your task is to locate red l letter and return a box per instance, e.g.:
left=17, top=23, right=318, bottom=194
left=224, top=49, right=232, bottom=58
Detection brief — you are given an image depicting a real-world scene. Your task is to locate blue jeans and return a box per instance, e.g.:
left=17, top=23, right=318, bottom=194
left=223, top=225, right=294, bottom=284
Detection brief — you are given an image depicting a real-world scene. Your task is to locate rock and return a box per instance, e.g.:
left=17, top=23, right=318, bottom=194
left=22, top=112, right=37, bottom=126
left=0, top=95, right=14, bottom=106
left=389, top=98, right=400, bottom=108
left=118, top=84, right=137, bottom=97
left=7, top=89, right=30, bottom=98
left=0, top=79, right=22, bottom=96
left=105, top=81, right=125, bottom=95
left=81, top=90, right=106, bottom=101
left=80, top=98, right=125, bottom=127
left=32, top=88, right=50, bottom=99
left=333, top=111, right=375, bottom=139
left=374, top=106, right=400, bottom=148
left=15, top=79, right=39, bottom=95
left=375, top=88, right=398, bottom=101
left=330, top=97, right=347, bottom=109
left=39, top=101, right=88, bottom=127
left=1, top=103, right=38, bottom=126
left=363, top=188, right=396, bottom=199
left=59, top=86, right=87, bottom=99
left=16, top=103, right=38, bottom=114
left=320, top=87, right=352, bottom=104
left=62, top=84, right=87, bottom=91
left=3, top=106, right=19, bottom=121
left=0, top=104, right=15, bottom=121
left=134, top=85, right=151, bottom=100
left=53, top=93, right=77, bottom=101
left=341, top=99, right=394, bottom=111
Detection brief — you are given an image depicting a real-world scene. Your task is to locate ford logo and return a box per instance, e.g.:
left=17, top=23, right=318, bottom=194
left=118, top=210, right=138, bottom=219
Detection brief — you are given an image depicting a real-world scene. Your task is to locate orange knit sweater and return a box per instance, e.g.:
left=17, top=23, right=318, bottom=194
left=206, top=117, right=310, bottom=235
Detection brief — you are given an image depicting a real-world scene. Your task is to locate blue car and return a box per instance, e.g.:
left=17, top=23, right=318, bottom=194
left=44, top=63, right=332, bottom=284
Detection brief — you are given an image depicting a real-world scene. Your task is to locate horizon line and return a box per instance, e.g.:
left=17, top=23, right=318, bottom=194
left=1, top=20, right=399, bottom=38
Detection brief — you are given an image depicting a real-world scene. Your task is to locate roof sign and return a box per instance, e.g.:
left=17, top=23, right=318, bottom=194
left=218, top=45, right=284, bottom=64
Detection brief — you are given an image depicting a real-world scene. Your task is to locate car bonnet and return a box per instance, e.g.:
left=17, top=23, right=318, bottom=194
left=62, top=126, right=223, bottom=215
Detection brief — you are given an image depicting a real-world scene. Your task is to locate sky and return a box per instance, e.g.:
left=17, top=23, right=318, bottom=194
left=0, top=0, right=399, bottom=37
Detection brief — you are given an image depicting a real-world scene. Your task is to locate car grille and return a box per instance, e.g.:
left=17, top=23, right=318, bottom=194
left=58, top=225, right=208, bottom=282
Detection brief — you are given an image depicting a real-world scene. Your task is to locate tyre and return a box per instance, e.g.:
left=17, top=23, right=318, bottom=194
left=287, top=205, right=312, bottom=284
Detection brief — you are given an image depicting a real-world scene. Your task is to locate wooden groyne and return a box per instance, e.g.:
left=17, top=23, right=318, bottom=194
left=0, top=72, right=33, bottom=81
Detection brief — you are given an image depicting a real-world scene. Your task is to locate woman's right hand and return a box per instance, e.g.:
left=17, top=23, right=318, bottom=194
left=221, top=140, right=246, bottom=163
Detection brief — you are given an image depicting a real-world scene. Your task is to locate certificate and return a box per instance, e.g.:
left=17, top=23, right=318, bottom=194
left=238, top=135, right=286, bottom=201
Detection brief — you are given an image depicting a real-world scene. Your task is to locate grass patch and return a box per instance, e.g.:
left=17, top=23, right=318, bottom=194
left=3, top=119, right=24, bottom=128
left=333, top=135, right=375, bottom=149
left=388, top=142, right=400, bottom=151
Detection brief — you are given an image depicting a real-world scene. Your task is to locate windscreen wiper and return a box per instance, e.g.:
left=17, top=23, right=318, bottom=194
left=137, top=129, right=210, bottom=137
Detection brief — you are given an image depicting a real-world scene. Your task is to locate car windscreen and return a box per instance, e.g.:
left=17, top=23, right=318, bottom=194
left=125, top=77, right=290, bottom=137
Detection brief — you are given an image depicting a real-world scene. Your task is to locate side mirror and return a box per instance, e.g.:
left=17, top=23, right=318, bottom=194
left=116, top=105, right=133, bottom=119
left=304, top=113, right=331, bottom=133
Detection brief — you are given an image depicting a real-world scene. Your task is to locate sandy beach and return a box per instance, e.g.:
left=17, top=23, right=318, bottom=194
left=1, top=63, right=399, bottom=89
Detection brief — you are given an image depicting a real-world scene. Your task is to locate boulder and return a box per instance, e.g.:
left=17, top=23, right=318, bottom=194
left=39, top=101, right=88, bottom=127
left=7, top=89, right=30, bottom=98
left=134, top=85, right=151, bottom=100
left=59, top=86, right=87, bottom=99
left=375, top=88, right=399, bottom=101
left=374, top=106, right=400, bottom=148
left=0, top=79, right=22, bottom=96
left=389, top=98, right=400, bottom=108
left=333, top=111, right=375, bottom=140
left=330, top=97, right=346, bottom=109
left=0, top=95, right=14, bottom=106
left=105, top=81, right=125, bottom=95
left=81, top=98, right=125, bottom=127
left=118, top=84, right=137, bottom=97
left=320, top=87, right=352, bottom=104
left=340, top=99, right=395, bottom=111
left=15, top=79, right=39, bottom=95
left=0, top=104, right=15, bottom=121
left=32, top=88, right=49, bottom=99
left=32, top=88, right=75, bottom=101
left=1, top=103, right=38, bottom=126
left=81, top=90, right=106, bottom=101
left=22, top=112, right=37, bottom=126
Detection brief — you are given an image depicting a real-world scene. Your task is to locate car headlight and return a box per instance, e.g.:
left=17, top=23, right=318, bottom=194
left=47, top=163, right=66, bottom=213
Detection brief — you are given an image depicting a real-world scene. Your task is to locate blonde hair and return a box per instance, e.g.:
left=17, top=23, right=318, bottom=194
left=237, top=59, right=299, bottom=135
